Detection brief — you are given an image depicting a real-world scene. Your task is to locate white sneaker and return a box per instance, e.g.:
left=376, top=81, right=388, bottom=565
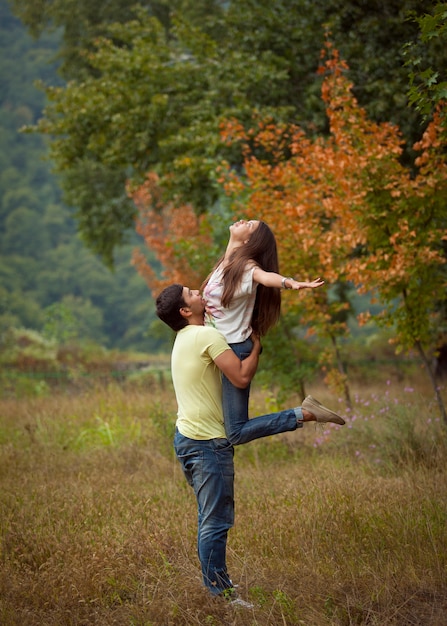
left=230, top=596, right=254, bottom=609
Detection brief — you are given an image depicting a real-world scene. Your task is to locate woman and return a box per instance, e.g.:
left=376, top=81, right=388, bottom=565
left=202, top=219, right=337, bottom=444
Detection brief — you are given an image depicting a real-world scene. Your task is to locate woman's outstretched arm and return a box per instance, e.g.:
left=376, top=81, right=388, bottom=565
left=252, top=267, right=324, bottom=291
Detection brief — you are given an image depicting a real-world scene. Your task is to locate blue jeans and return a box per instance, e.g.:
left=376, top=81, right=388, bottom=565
left=174, top=429, right=235, bottom=596
left=222, top=338, right=302, bottom=445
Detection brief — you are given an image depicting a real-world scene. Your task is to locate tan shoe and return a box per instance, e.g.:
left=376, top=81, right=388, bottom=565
left=302, top=395, right=345, bottom=425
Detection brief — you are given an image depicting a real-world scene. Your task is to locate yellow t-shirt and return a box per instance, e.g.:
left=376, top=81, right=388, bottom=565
left=172, top=325, right=231, bottom=440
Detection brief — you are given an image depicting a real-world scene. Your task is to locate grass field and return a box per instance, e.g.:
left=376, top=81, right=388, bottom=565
left=1, top=376, right=446, bottom=625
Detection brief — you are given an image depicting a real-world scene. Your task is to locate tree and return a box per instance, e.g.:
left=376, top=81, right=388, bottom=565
left=130, top=173, right=216, bottom=294
left=1, top=207, right=49, bottom=257
left=129, top=38, right=447, bottom=413
left=43, top=297, right=105, bottom=344
left=405, top=2, right=447, bottom=131
left=217, top=44, right=447, bottom=420
left=14, top=0, right=439, bottom=263
left=9, top=0, right=183, bottom=79
left=404, top=3, right=447, bottom=382
left=1, top=0, right=164, bottom=352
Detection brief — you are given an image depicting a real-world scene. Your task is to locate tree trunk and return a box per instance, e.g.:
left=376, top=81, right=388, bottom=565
left=415, top=340, right=447, bottom=427
left=280, top=319, right=306, bottom=401
left=330, top=333, right=352, bottom=409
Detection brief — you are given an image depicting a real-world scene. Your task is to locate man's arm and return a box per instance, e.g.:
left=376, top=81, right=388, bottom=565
left=214, top=335, right=262, bottom=389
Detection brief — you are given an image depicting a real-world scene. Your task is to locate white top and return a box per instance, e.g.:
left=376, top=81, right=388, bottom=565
left=203, top=264, right=258, bottom=343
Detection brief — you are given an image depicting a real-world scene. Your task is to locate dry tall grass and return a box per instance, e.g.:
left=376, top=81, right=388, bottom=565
left=1, top=379, right=446, bottom=625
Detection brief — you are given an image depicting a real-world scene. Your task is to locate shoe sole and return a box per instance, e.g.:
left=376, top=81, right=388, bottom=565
left=302, top=396, right=345, bottom=425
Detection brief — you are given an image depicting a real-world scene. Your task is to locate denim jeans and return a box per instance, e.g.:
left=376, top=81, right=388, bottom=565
left=222, top=337, right=302, bottom=445
left=174, top=429, right=235, bottom=595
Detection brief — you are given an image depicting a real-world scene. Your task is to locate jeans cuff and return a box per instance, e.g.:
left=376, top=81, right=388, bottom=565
left=294, top=407, right=303, bottom=427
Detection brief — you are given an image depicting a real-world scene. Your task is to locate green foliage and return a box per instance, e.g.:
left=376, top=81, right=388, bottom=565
left=357, top=137, right=447, bottom=358
left=42, top=298, right=104, bottom=344
left=2, top=207, right=49, bottom=256
left=9, top=0, right=199, bottom=79
left=0, top=282, right=44, bottom=332
left=3, top=0, right=447, bottom=367
left=1, top=374, right=51, bottom=399
left=72, top=415, right=143, bottom=451
left=0, top=0, right=166, bottom=352
left=11, top=0, right=437, bottom=261
left=256, top=314, right=320, bottom=403
left=0, top=326, right=58, bottom=371
left=405, top=2, right=447, bottom=129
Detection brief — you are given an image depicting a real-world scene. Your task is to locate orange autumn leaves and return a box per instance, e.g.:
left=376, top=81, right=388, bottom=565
left=219, top=45, right=447, bottom=348
left=130, top=172, right=213, bottom=293
left=131, top=44, right=446, bottom=353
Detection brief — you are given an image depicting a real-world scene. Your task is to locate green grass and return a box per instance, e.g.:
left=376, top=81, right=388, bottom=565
left=0, top=380, right=446, bottom=625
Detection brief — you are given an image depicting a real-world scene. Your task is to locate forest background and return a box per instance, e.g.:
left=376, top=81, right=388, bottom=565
left=1, top=2, right=447, bottom=624
left=0, top=0, right=160, bottom=355
left=1, top=0, right=446, bottom=405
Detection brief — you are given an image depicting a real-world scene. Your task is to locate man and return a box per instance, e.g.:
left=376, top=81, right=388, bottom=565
left=155, top=283, right=344, bottom=601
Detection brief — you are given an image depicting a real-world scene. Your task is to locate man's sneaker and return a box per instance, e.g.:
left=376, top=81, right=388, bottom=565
left=302, top=395, right=345, bottom=425
left=230, top=596, right=255, bottom=609
left=222, top=586, right=254, bottom=609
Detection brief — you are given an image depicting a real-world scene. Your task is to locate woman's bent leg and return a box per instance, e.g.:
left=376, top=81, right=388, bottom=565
left=231, top=407, right=301, bottom=444
left=222, top=339, right=302, bottom=445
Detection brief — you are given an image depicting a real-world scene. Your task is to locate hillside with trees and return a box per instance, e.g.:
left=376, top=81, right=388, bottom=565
left=0, top=0, right=161, bottom=353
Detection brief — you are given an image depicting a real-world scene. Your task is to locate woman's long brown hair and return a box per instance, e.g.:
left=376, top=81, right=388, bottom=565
left=202, top=221, right=281, bottom=337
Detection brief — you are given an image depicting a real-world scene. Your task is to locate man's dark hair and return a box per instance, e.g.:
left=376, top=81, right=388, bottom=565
left=156, top=283, right=188, bottom=331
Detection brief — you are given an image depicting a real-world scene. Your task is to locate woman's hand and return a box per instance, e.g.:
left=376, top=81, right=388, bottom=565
left=285, top=277, right=324, bottom=290
left=253, top=267, right=324, bottom=291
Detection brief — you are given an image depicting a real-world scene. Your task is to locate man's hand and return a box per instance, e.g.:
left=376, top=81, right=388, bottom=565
left=214, top=338, right=261, bottom=389
left=250, top=332, right=262, bottom=355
